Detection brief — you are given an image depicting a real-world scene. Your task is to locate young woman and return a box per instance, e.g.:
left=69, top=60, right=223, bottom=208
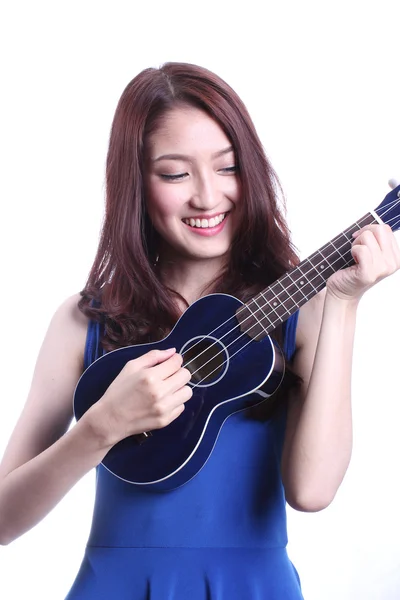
left=0, top=63, right=399, bottom=599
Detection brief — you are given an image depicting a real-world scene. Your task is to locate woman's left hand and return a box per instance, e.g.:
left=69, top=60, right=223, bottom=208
left=326, top=224, right=400, bottom=302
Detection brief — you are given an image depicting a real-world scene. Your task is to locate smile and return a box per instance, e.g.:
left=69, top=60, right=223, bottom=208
left=182, top=213, right=227, bottom=229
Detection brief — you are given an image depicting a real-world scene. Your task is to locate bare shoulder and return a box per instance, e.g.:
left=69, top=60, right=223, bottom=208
left=28, top=291, right=90, bottom=408
left=51, top=292, right=88, bottom=332
left=46, top=293, right=89, bottom=360
left=0, top=293, right=89, bottom=478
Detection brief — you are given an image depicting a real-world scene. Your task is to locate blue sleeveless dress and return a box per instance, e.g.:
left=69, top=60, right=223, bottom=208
left=66, top=313, right=303, bottom=599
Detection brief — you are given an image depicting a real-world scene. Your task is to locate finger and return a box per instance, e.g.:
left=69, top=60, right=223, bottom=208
left=389, top=232, right=400, bottom=266
left=167, top=384, right=193, bottom=409
left=151, top=351, right=184, bottom=380
left=351, top=244, right=376, bottom=283
left=379, top=228, right=400, bottom=271
left=164, top=403, right=186, bottom=426
left=352, top=229, right=382, bottom=257
left=352, top=224, right=391, bottom=250
left=368, top=224, right=394, bottom=254
left=352, top=223, right=382, bottom=236
left=129, top=348, right=176, bottom=372
left=150, top=402, right=185, bottom=430
left=351, top=243, right=372, bottom=268
left=354, top=226, right=400, bottom=273
left=163, top=366, right=192, bottom=395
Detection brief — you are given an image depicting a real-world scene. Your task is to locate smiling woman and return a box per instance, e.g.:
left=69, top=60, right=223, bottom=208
left=79, top=62, right=297, bottom=347
left=0, top=62, right=399, bottom=600
left=144, top=107, right=241, bottom=281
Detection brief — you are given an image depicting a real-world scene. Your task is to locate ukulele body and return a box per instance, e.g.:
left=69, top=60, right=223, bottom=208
left=73, top=293, right=285, bottom=491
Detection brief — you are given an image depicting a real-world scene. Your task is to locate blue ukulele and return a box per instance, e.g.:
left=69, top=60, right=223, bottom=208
left=73, top=182, right=400, bottom=491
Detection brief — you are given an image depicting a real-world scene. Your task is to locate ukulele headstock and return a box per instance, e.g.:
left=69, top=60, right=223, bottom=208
left=374, top=179, right=400, bottom=232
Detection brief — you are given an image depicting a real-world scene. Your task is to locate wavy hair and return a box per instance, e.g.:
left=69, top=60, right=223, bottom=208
left=79, top=62, right=299, bottom=360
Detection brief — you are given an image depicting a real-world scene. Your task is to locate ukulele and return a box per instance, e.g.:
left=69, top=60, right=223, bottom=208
left=73, top=181, right=400, bottom=491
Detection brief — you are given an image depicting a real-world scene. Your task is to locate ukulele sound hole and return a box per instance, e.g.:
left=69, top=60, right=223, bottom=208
left=181, top=336, right=228, bottom=386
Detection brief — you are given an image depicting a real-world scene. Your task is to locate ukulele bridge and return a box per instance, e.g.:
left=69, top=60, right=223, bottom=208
left=134, top=431, right=153, bottom=445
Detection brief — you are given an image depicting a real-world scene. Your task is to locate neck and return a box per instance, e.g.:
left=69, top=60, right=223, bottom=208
left=158, top=255, right=226, bottom=306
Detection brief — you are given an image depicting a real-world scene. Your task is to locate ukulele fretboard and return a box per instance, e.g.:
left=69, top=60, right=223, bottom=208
left=236, top=212, right=377, bottom=340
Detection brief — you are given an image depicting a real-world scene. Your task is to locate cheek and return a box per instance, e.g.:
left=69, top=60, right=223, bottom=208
left=234, top=179, right=242, bottom=204
left=146, top=182, right=183, bottom=224
left=228, top=177, right=242, bottom=208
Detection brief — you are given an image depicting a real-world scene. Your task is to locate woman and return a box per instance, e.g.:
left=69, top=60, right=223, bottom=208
left=0, top=62, right=399, bottom=599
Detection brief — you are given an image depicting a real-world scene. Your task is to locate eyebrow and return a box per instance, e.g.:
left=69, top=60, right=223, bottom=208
left=152, top=145, right=234, bottom=163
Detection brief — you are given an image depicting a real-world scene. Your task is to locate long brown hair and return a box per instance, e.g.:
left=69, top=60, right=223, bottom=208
left=79, top=62, right=299, bottom=355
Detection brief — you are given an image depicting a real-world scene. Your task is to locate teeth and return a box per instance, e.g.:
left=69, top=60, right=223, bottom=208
left=184, top=214, right=226, bottom=228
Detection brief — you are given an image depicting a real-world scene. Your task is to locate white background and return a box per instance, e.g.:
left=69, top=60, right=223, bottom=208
left=0, top=1, right=399, bottom=598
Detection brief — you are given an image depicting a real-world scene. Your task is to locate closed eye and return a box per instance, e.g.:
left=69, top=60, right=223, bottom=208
left=219, top=166, right=238, bottom=174
left=160, top=165, right=238, bottom=181
left=159, top=173, right=188, bottom=181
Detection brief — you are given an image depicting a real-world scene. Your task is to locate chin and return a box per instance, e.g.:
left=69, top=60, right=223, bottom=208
left=188, top=247, right=230, bottom=262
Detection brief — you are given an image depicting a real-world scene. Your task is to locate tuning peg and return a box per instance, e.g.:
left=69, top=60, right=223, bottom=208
left=388, top=178, right=400, bottom=189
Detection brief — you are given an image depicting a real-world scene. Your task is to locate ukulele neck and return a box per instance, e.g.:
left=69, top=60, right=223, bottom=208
left=236, top=211, right=378, bottom=340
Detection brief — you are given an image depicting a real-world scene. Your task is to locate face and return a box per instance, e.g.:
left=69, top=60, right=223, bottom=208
left=144, top=106, right=241, bottom=267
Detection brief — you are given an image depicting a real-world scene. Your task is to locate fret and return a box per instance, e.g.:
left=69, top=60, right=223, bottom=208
left=259, top=281, right=298, bottom=315
left=258, top=290, right=284, bottom=322
left=248, top=297, right=274, bottom=329
left=329, top=241, right=352, bottom=270
left=277, top=272, right=315, bottom=309
left=252, top=295, right=281, bottom=324
left=316, top=250, right=336, bottom=278
left=328, top=233, right=351, bottom=270
left=286, top=271, right=309, bottom=301
left=297, top=263, right=319, bottom=294
left=357, top=213, right=377, bottom=228
left=303, top=257, right=327, bottom=288
left=237, top=211, right=380, bottom=340
left=287, top=265, right=319, bottom=299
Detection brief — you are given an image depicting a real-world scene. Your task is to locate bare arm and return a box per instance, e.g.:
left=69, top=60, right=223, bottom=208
left=0, top=295, right=112, bottom=545
left=0, top=295, right=192, bottom=546
left=282, top=290, right=356, bottom=511
left=282, top=224, right=400, bottom=512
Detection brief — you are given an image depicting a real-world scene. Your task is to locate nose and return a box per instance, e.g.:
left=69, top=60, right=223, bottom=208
left=189, top=174, right=219, bottom=211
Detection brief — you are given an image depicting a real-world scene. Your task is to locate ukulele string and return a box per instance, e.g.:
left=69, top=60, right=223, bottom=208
left=181, top=199, right=400, bottom=372
left=182, top=199, right=400, bottom=379
left=383, top=214, right=400, bottom=228
left=181, top=223, right=359, bottom=368
left=188, top=199, right=400, bottom=386
left=185, top=229, right=356, bottom=380
left=188, top=246, right=355, bottom=389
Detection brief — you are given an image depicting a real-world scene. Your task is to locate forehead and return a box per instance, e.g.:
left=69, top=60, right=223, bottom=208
left=146, top=106, right=231, bottom=154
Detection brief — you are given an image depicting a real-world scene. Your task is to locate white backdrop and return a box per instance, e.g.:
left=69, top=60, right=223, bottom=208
left=0, top=1, right=399, bottom=598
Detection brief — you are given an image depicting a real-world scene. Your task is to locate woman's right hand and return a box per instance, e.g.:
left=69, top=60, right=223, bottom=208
left=85, top=348, right=193, bottom=447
